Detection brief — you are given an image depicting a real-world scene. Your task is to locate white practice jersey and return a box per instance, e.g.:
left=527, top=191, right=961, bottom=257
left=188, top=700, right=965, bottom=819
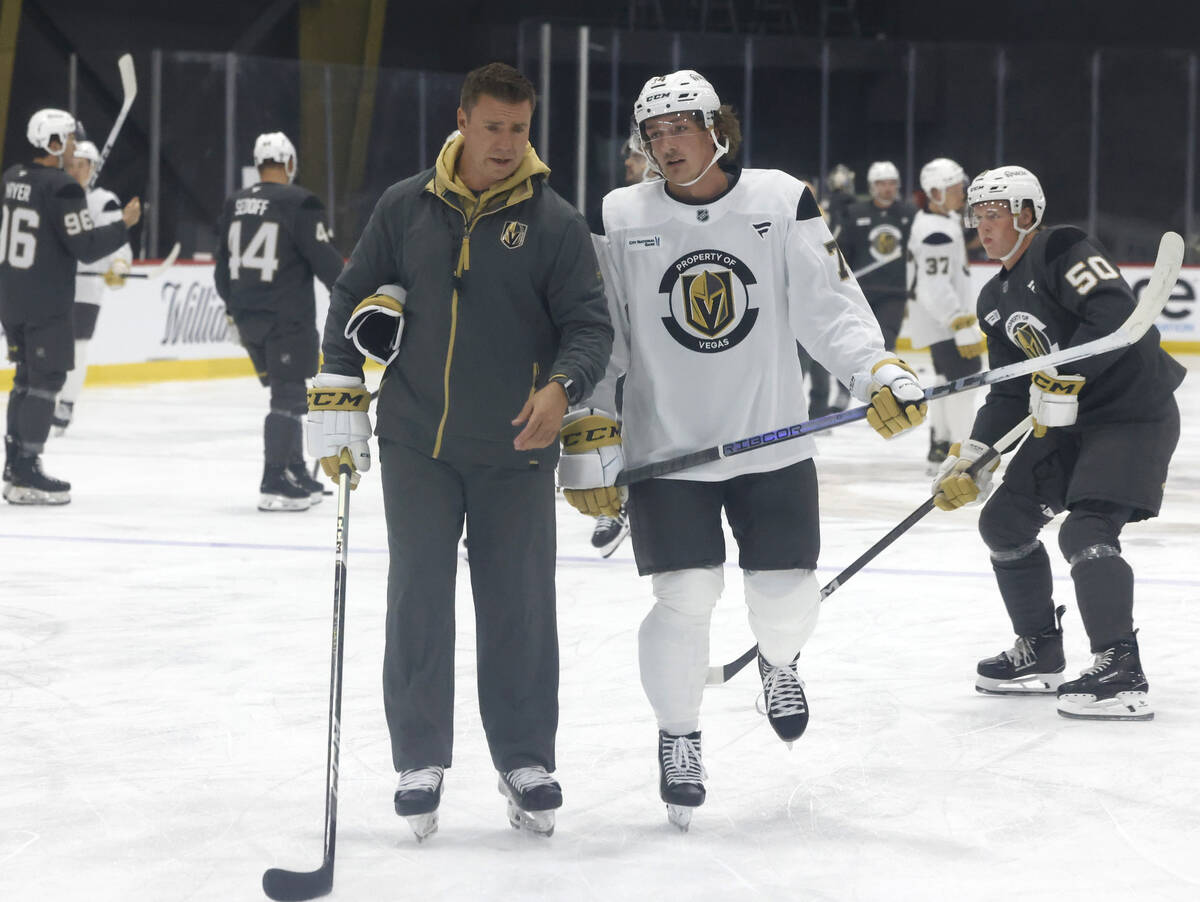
left=592, top=167, right=894, bottom=481
left=904, top=209, right=971, bottom=349
left=74, top=185, right=132, bottom=305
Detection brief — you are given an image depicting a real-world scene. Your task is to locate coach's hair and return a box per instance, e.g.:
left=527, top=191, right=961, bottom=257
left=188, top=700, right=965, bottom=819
left=460, top=63, right=537, bottom=115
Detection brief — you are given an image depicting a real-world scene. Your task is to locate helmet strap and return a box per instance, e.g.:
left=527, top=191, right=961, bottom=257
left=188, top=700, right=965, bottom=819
left=655, top=128, right=729, bottom=189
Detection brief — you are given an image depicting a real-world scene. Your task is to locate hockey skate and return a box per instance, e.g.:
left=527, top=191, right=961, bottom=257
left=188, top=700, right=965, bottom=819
left=590, top=506, right=630, bottom=558
left=1057, top=634, right=1153, bottom=721
left=658, top=730, right=706, bottom=831
left=51, top=400, right=74, bottom=436
left=394, top=766, right=444, bottom=842
left=976, top=606, right=1066, bottom=695
left=3, top=456, right=70, bottom=505
left=2, top=435, right=14, bottom=486
left=926, top=437, right=951, bottom=476
left=498, top=766, right=561, bottom=836
left=258, top=464, right=314, bottom=512
left=757, top=653, right=809, bottom=746
left=287, top=459, right=329, bottom=503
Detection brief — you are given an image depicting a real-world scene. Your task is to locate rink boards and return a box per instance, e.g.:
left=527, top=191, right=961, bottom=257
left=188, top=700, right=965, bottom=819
left=1, top=259, right=1197, bottom=390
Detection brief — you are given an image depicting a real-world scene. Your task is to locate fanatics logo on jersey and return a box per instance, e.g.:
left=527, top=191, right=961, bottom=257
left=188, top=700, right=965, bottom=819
left=500, top=220, right=528, bottom=249
left=752, top=221, right=771, bottom=239
left=1027, top=279, right=1038, bottom=293
left=657, top=249, right=759, bottom=353
left=697, top=209, right=709, bottom=222
left=1004, top=311, right=1057, bottom=359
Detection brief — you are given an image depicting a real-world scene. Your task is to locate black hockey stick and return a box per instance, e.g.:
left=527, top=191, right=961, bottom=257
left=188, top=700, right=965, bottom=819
left=706, top=415, right=1035, bottom=686
left=262, top=455, right=352, bottom=901
left=79, top=242, right=181, bottom=279
left=617, top=230, right=1182, bottom=487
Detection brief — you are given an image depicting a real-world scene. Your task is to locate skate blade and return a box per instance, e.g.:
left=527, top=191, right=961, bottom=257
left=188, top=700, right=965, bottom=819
left=975, top=673, right=1065, bottom=695
left=257, top=494, right=314, bottom=512
left=1057, top=691, right=1154, bottom=721
left=666, top=804, right=694, bottom=832
left=3, top=485, right=70, bottom=505
left=505, top=800, right=555, bottom=836
left=405, top=811, right=439, bottom=842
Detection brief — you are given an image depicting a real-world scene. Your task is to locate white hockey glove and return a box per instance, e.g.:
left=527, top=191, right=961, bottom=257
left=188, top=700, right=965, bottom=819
left=224, top=314, right=241, bottom=346
left=1029, top=370, right=1084, bottom=438
left=103, top=258, right=131, bottom=289
left=932, top=439, right=1000, bottom=511
left=950, top=313, right=986, bottom=360
left=864, top=358, right=927, bottom=438
left=345, top=284, right=406, bottom=366
left=558, top=408, right=625, bottom=518
left=306, top=373, right=372, bottom=489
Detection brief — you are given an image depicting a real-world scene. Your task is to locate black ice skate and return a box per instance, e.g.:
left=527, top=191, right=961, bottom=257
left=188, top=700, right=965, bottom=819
left=975, top=606, right=1066, bottom=695
left=51, top=400, right=74, bottom=436
left=287, top=459, right=329, bottom=502
left=3, top=455, right=70, bottom=505
left=258, top=464, right=314, bottom=512
left=497, top=766, right=561, bottom=836
left=926, top=438, right=951, bottom=476
left=393, top=766, right=444, bottom=842
left=1057, top=634, right=1153, bottom=721
left=590, top=506, right=630, bottom=558
left=658, top=730, right=706, bottom=832
left=2, top=435, right=14, bottom=486
left=757, top=653, right=809, bottom=746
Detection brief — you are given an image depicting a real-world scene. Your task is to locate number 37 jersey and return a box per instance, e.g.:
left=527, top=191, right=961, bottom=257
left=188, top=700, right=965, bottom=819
left=214, top=181, right=344, bottom=322
left=593, top=167, right=893, bottom=481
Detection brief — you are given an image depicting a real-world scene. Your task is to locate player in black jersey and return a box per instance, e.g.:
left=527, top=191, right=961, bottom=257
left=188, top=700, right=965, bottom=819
left=1, top=109, right=139, bottom=505
left=214, top=132, right=344, bottom=511
left=932, top=165, right=1185, bottom=721
left=836, top=160, right=917, bottom=350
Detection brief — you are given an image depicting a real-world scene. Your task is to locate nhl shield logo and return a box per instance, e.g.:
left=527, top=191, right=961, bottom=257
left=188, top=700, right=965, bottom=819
left=500, top=220, right=528, bottom=249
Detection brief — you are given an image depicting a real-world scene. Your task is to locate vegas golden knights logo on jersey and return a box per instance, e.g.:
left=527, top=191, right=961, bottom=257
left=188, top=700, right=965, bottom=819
left=1005, top=311, right=1054, bottom=359
left=500, top=220, right=528, bottom=249
left=682, top=270, right=734, bottom=337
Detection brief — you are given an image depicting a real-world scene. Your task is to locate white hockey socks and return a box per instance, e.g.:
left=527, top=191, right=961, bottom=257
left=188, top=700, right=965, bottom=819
left=744, top=569, right=820, bottom=665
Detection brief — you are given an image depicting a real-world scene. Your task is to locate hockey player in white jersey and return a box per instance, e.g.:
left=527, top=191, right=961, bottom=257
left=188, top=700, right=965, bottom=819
left=905, top=157, right=986, bottom=471
left=52, top=139, right=133, bottom=434
left=558, top=70, right=928, bottom=830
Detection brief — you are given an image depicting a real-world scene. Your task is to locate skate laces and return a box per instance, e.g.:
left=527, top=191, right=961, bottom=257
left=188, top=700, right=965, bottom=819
left=1005, top=636, right=1037, bottom=669
left=396, top=766, right=443, bottom=792
left=662, top=735, right=706, bottom=785
left=505, top=766, right=559, bottom=792
left=1080, top=648, right=1115, bottom=677
left=757, top=660, right=808, bottom=718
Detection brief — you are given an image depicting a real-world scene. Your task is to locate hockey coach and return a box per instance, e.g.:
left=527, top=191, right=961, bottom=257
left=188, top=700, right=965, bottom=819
left=306, top=62, right=612, bottom=838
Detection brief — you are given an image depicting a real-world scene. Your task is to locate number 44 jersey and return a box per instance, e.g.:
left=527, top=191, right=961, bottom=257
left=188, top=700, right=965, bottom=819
left=0, top=161, right=129, bottom=324
left=214, top=181, right=344, bottom=324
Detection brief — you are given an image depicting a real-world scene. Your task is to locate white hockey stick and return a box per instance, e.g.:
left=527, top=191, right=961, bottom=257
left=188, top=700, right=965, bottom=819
left=852, top=249, right=901, bottom=279
left=79, top=242, right=180, bottom=280
left=616, top=231, right=1184, bottom=486
left=88, top=53, right=137, bottom=189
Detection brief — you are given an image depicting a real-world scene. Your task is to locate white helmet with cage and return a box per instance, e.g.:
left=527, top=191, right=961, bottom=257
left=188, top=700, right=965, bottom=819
left=73, top=140, right=101, bottom=165
left=632, top=69, right=728, bottom=187
left=27, top=108, right=76, bottom=157
left=919, top=157, right=965, bottom=197
left=867, top=160, right=900, bottom=186
left=253, top=131, right=297, bottom=182
left=966, top=165, right=1046, bottom=261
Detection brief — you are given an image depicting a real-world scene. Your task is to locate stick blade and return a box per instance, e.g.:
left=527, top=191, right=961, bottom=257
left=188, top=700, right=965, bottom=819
left=117, top=53, right=137, bottom=105
left=262, top=863, right=333, bottom=901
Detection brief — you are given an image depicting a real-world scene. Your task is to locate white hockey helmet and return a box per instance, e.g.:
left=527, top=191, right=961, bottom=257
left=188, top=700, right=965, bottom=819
left=633, top=69, right=721, bottom=131
left=966, top=165, right=1045, bottom=228
left=867, top=160, right=900, bottom=186
left=73, top=140, right=101, bottom=165
left=253, top=131, right=297, bottom=182
left=919, top=157, right=965, bottom=196
left=827, top=163, right=854, bottom=193
left=27, top=108, right=76, bottom=156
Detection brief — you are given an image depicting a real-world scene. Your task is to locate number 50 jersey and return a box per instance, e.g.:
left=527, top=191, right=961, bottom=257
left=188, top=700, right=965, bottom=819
left=214, top=181, right=344, bottom=323
left=592, top=167, right=894, bottom=481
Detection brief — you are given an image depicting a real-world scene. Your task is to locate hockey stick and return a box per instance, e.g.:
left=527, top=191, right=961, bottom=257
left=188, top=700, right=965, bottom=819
left=88, top=53, right=137, bottom=189
left=79, top=242, right=181, bottom=279
left=706, top=415, right=1036, bottom=686
left=852, top=249, right=902, bottom=280
left=616, top=231, right=1183, bottom=487
left=262, top=454, right=352, bottom=902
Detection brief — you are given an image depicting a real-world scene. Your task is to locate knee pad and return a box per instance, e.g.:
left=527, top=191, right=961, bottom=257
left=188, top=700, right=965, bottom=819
left=28, top=371, right=67, bottom=397
left=978, top=487, right=1051, bottom=555
left=269, top=380, right=307, bottom=418
left=744, top=569, right=820, bottom=665
left=649, top=566, right=723, bottom=619
left=1058, top=505, right=1127, bottom=565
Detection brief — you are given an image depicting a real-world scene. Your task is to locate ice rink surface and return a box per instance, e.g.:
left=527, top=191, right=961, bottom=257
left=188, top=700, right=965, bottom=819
left=3, top=353, right=1199, bottom=902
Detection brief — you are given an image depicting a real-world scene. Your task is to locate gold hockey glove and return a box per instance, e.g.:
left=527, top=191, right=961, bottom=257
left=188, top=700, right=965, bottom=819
left=558, top=409, right=625, bottom=518
left=1029, top=370, right=1085, bottom=438
left=865, top=358, right=928, bottom=438
left=306, top=373, right=372, bottom=488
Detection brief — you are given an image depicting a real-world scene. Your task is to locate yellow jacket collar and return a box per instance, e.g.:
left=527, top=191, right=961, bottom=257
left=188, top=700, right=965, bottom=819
left=429, top=134, right=549, bottom=209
